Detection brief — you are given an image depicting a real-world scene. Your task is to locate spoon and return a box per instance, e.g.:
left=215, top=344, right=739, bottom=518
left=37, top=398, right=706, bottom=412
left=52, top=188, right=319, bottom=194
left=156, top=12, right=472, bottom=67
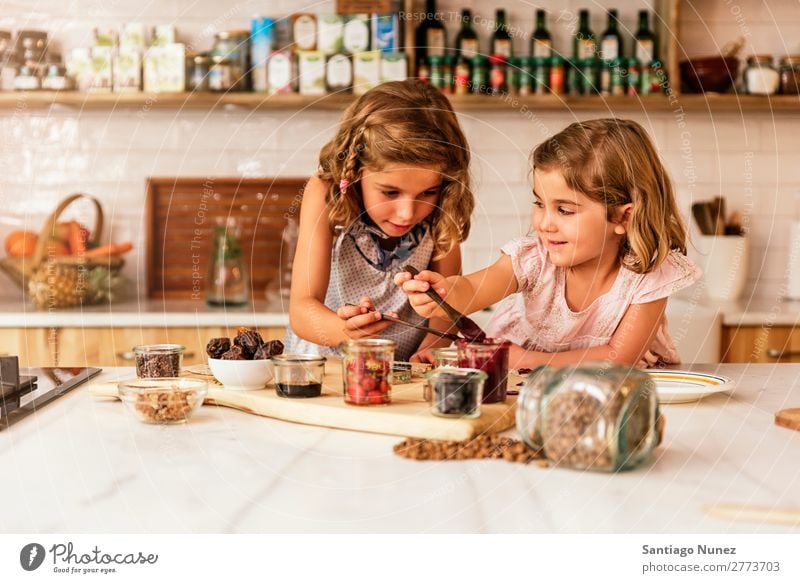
left=403, top=266, right=487, bottom=343
left=344, top=303, right=461, bottom=342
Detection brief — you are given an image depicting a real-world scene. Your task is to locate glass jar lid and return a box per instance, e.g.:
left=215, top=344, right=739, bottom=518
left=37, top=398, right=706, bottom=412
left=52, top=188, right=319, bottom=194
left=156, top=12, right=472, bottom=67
left=340, top=338, right=396, bottom=351
left=133, top=343, right=186, bottom=354
left=271, top=354, right=325, bottom=365
left=747, top=54, right=774, bottom=66
left=780, top=55, right=800, bottom=66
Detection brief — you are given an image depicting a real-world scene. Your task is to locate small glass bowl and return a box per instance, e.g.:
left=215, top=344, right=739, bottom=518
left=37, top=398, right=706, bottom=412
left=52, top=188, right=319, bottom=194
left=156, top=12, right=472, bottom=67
left=423, top=346, right=460, bottom=401
left=133, top=344, right=185, bottom=378
left=271, top=354, right=326, bottom=398
left=118, top=377, right=207, bottom=424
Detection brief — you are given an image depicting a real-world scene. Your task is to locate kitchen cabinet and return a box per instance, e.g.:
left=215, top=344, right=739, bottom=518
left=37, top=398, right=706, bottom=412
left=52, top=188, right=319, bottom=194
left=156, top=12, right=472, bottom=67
left=0, top=327, right=286, bottom=367
left=721, top=325, right=800, bottom=363
left=0, top=327, right=57, bottom=367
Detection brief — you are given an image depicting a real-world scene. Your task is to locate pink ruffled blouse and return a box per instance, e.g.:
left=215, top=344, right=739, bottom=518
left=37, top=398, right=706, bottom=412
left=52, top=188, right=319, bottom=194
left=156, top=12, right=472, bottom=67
left=486, top=236, right=702, bottom=365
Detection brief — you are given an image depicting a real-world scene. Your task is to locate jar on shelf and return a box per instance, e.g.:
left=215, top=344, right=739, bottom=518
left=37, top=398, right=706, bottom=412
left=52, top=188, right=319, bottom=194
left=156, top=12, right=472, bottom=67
left=211, top=29, right=249, bottom=89
left=340, top=339, right=395, bottom=405
left=779, top=55, right=800, bottom=95
left=41, top=63, right=69, bottom=90
left=13, top=64, right=39, bottom=90
left=208, top=56, right=234, bottom=92
left=516, top=363, right=663, bottom=472
left=457, top=338, right=510, bottom=404
left=186, top=53, right=210, bottom=91
left=488, top=54, right=507, bottom=95
left=745, top=55, right=779, bottom=95
left=427, top=368, right=486, bottom=419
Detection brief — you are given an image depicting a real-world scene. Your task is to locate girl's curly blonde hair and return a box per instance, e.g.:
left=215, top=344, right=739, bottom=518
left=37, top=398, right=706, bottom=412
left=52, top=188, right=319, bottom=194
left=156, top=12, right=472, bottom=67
left=532, top=118, right=688, bottom=274
left=318, top=79, right=473, bottom=259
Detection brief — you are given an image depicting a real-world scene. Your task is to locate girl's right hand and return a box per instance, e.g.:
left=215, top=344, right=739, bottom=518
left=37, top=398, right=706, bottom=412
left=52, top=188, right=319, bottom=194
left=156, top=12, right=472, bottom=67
left=393, top=270, right=450, bottom=319
left=336, top=296, right=395, bottom=339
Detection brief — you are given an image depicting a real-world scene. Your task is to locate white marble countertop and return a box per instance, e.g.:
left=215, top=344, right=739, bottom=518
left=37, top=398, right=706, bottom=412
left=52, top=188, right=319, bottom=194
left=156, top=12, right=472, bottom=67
left=0, top=298, right=290, bottom=328
left=1, top=364, right=799, bottom=533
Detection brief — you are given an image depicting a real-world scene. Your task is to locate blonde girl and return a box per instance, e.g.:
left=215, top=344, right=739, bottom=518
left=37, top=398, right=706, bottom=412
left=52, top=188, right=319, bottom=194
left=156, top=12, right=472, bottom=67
left=397, top=118, right=701, bottom=367
left=285, top=80, right=474, bottom=361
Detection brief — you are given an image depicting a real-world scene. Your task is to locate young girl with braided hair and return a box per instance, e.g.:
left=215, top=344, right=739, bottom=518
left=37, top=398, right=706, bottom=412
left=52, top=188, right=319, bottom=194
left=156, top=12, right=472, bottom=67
left=284, top=80, right=475, bottom=361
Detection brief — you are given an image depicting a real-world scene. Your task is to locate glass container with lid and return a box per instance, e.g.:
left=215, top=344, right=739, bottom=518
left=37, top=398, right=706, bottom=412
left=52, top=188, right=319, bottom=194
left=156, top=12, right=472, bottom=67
left=780, top=55, right=800, bottom=95
left=457, top=338, right=510, bottom=403
left=516, top=363, right=663, bottom=472
left=745, top=54, right=779, bottom=95
left=427, top=367, right=486, bottom=418
left=340, top=339, right=395, bottom=405
left=271, top=354, right=326, bottom=398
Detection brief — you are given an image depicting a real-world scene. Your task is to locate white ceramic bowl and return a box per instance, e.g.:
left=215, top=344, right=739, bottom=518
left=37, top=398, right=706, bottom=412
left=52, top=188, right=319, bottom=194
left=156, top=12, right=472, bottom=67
left=208, top=358, right=274, bottom=391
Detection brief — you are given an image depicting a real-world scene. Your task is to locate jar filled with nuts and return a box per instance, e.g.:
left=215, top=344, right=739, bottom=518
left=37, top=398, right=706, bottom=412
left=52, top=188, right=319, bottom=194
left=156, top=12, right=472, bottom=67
left=516, top=363, right=662, bottom=472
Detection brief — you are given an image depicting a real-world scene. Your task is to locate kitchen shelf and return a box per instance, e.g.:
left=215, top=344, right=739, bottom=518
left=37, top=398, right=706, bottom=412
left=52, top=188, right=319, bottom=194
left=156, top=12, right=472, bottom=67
left=1, top=90, right=798, bottom=113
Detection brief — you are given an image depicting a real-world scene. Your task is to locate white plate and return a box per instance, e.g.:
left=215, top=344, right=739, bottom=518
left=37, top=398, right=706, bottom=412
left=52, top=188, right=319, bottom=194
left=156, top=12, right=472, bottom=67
left=646, top=369, right=732, bottom=404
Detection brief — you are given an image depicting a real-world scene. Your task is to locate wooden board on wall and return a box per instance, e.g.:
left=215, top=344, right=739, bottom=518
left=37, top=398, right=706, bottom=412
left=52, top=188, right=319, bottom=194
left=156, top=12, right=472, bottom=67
left=146, top=177, right=307, bottom=299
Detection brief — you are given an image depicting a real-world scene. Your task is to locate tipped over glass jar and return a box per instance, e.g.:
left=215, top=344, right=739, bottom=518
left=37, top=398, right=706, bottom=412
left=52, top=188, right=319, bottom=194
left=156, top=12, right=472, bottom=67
left=516, top=363, right=663, bottom=472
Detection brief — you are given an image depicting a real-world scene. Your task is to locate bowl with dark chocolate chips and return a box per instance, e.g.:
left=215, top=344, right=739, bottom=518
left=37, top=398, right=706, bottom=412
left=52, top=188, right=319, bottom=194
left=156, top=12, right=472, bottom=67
left=206, top=327, right=284, bottom=390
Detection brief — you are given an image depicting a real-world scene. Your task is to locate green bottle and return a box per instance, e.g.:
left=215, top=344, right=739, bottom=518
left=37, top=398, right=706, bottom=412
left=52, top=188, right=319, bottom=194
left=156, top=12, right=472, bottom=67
left=600, top=9, right=623, bottom=61
left=456, top=9, right=479, bottom=59
left=491, top=9, right=513, bottom=58
left=531, top=9, right=552, bottom=58
left=635, top=10, right=657, bottom=65
left=574, top=9, right=596, bottom=61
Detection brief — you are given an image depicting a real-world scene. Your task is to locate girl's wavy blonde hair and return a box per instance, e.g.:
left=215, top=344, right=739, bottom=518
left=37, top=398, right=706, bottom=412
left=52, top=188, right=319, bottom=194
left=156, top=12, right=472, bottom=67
left=318, top=79, right=473, bottom=259
left=532, top=118, right=688, bottom=274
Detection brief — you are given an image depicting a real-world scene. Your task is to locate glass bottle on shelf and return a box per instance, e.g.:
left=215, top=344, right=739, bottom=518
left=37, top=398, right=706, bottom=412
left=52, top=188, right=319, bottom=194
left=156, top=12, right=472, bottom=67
left=491, top=9, right=513, bottom=58
left=455, top=9, right=479, bottom=60
left=634, top=10, right=657, bottom=65
left=600, top=9, right=623, bottom=61
left=415, top=0, right=446, bottom=61
left=206, top=217, right=249, bottom=307
left=574, top=9, right=596, bottom=61
left=531, top=9, right=552, bottom=59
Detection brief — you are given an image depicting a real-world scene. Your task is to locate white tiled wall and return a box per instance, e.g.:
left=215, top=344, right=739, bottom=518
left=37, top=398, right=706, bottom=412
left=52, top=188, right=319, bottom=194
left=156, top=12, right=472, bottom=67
left=1, top=0, right=799, bottom=302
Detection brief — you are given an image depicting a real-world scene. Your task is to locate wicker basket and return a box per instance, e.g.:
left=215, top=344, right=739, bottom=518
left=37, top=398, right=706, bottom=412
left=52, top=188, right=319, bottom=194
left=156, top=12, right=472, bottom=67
left=0, top=193, right=125, bottom=309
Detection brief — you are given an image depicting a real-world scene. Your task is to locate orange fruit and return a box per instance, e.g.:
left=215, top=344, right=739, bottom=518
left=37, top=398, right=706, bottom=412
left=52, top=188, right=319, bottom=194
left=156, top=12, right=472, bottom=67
left=4, top=230, right=38, bottom=257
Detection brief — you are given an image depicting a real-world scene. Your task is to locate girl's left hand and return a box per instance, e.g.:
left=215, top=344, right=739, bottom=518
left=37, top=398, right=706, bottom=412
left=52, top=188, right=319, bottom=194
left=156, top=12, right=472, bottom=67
left=336, top=296, right=396, bottom=339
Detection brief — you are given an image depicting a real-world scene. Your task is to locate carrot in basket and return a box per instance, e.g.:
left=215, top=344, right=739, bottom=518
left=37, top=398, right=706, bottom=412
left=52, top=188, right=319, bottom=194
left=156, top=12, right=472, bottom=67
left=83, top=242, right=133, bottom=258
left=68, top=220, right=87, bottom=255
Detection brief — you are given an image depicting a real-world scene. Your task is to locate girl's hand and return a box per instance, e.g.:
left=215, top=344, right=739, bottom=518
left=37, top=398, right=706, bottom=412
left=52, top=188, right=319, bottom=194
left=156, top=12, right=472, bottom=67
left=410, top=347, right=436, bottom=364
left=336, top=296, right=395, bottom=339
left=393, top=270, right=450, bottom=319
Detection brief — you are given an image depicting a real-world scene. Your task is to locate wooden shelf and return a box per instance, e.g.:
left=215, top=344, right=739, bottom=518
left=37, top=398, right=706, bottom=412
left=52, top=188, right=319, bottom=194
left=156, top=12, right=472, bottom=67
left=1, top=90, right=798, bottom=113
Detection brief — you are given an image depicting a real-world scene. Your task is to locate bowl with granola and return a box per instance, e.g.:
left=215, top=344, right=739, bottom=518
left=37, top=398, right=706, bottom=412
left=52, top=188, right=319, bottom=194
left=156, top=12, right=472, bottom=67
left=118, top=377, right=208, bottom=424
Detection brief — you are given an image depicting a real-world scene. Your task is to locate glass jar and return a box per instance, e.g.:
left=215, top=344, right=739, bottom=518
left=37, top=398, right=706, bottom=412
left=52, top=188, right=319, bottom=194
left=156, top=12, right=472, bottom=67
left=422, top=346, right=460, bottom=401
left=427, top=368, right=486, bottom=419
left=457, top=338, right=510, bottom=404
left=549, top=56, right=565, bottom=95
left=516, top=363, right=662, bottom=472
left=13, top=64, right=39, bottom=90
left=340, top=339, right=395, bottom=405
left=208, top=56, right=234, bottom=91
left=428, top=55, right=444, bottom=89
left=489, top=54, right=507, bottom=95
left=206, top=217, right=249, bottom=306
left=41, top=63, right=69, bottom=90
left=211, top=30, right=249, bottom=89
left=186, top=53, right=210, bottom=91
left=133, top=344, right=185, bottom=378
left=531, top=56, right=548, bottom=95
left=779, top=55, right=800, bottom=95
left=271, top=354, right=326, bottom=398
left=745, top=55, right=779, bottom=95
left=470, top=55, right=488, bottom=94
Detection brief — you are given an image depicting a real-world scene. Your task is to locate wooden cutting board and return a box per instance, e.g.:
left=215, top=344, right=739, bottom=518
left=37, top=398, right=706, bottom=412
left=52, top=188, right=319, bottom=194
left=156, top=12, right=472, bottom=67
left=89, top=366, right=523, bottom=441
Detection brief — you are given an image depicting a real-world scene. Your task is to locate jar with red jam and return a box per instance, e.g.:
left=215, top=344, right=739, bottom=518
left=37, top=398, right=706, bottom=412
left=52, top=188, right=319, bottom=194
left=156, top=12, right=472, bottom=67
left=340, top=339, right=395, bottom=405
left=457, top=338, right=510, bottom=403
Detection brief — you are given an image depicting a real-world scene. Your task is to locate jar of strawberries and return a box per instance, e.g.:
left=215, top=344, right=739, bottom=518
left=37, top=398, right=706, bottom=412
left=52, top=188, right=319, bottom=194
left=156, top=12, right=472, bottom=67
left=340, top=339, right=395, bottom=405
